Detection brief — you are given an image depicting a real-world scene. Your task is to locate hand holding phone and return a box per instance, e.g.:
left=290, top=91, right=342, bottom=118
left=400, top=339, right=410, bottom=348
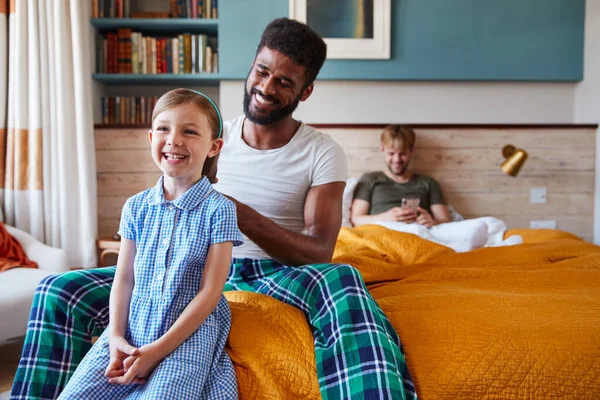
left=401, top=198, right=420, bottom=213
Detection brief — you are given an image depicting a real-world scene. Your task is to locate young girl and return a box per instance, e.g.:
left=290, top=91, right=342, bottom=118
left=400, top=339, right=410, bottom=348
left=59, top=89, right=242, bottom=399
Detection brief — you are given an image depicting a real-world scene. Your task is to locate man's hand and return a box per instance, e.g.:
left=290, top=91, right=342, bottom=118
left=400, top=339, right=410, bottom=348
left=105, top=336, right=143, bottom=383
left=379, top=207, right=417, bottom=223
left=416, top=207, right=436, bottom=228
left=108, top=343, right=164, bottom=385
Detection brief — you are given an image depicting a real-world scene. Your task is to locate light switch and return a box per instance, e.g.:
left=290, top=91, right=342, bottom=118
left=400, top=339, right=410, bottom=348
left=530, top=220, right=557, bottom=229
left=530, top=187, right=547, bottom=204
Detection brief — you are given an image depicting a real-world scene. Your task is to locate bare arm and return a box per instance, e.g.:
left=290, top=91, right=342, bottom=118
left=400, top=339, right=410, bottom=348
left=430, top=204, right=452, bottom=224
left=229, top=181, right=345, bottom=266
left=351, top=198, right=417, bottom=226
left=105, top=237, right=142, bottom=381
left=350, top=199, right=374, bottom=226
left=109, top=238, right=136, bottom=340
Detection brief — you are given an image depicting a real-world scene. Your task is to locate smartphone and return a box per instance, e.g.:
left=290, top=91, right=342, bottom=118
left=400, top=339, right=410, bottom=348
left=401, top=198, right=420, bottom=213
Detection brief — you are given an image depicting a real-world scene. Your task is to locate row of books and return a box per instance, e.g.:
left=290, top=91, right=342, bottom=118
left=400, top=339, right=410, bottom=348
left=96, top=29, right=218, bottom=74
left=101, top=96, right=159, bottom=125
left=91, top=0, right=218, bottom=19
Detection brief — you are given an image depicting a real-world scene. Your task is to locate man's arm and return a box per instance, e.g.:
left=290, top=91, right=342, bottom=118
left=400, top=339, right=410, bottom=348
left=430, top=204, right=452, bottom=224
left=229, top=181, right=345, bottom=266
left=351, top=199, right=417, bottom=226
left=350, top=199, right=375, bottom=226
left=426, top=178, right=451, bottom=225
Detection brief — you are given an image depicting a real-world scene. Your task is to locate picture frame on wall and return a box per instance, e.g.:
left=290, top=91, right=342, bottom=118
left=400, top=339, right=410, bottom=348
left=289, top=0, right=391, bottom=59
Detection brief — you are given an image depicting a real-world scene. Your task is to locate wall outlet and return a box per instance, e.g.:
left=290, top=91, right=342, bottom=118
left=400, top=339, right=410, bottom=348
left=530, top=220, right=557, bottom=229
left=530, top=187, right=547, bottom=204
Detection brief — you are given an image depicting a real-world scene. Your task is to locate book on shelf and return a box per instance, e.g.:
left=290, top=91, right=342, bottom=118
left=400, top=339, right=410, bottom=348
left=102, top=96, right=159, bottom=125
left=91, top=0, right=131, bottom=19
left=169, top=0, right=218, bottom=19
left=130, top=12, right=170, bottom=19
left=92, top=0, right=217, bottom=19
left=96, top=30, right=218, bottom=74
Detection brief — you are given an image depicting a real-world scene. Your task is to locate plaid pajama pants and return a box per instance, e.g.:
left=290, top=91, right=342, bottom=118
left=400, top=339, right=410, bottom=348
left=11, top=260, right=417, bottom=400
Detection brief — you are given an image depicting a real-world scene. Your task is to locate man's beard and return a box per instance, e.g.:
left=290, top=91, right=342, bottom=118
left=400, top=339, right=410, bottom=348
left=243, top=83, right=302, bottom=125
left=388, top=160, right=410, bottom=176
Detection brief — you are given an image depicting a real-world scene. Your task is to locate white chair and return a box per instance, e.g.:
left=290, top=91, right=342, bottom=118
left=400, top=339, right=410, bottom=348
left=0, top=225, right=69, bottom=342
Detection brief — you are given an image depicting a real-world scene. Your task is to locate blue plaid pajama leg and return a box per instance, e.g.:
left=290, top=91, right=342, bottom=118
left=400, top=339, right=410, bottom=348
left=225, top=259, right=418, bottom=400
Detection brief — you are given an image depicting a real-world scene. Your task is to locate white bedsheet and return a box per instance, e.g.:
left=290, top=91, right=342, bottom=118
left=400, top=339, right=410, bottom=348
left=374, top=217, right=523, bottom=253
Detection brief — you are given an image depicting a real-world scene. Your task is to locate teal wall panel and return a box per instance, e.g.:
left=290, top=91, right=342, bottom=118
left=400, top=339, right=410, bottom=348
left=219, top=0, right=584, bottom=81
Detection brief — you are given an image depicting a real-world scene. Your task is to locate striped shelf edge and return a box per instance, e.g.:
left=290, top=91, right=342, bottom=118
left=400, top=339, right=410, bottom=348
left=92, top=73, right=221, bottom=85
left=91, top=18, right=218, bottom=35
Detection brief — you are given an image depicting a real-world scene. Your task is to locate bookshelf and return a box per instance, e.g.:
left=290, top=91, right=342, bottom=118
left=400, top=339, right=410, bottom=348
left=91, top=1, right=220, bottom=127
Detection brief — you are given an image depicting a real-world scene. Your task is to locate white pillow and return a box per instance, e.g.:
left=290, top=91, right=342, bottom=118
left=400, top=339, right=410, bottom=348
left=342, top=178, right=359, bottom=227
left=448, top=205, right=465, bottom=222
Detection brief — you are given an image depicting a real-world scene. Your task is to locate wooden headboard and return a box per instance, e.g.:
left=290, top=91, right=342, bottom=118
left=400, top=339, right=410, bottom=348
left=96, top=124, right=596, bottom=241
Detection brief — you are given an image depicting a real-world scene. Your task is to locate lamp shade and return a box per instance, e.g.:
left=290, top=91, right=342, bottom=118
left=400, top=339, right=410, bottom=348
left=501, top=145, right=528, bottom=177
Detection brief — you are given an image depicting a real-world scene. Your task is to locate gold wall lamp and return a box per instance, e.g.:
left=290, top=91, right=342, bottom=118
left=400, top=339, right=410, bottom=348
left=501, top=145, right=528, bottom=177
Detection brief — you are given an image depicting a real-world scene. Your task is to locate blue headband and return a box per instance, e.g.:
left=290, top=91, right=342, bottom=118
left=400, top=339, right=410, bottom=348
left=189, top=89, right=223, bottom=138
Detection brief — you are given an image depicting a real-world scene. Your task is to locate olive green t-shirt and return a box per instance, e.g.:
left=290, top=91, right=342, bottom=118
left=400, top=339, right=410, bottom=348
left=354, top=171, right=446, bottom=215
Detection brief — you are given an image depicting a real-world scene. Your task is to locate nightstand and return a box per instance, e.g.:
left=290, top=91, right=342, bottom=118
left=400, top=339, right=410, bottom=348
left=97, top=235, right=121, bottom=267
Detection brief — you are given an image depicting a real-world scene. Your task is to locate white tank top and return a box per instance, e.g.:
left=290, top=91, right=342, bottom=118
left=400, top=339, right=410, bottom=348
left=213, top=116, right=348, bottom=260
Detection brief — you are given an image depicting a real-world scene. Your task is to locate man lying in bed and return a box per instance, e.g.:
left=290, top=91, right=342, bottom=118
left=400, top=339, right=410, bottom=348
left=351, top=125, right=452, bottom=228
left=11, top=19, right=417, bottom=400
left=351, top=125, right=521, bottom=252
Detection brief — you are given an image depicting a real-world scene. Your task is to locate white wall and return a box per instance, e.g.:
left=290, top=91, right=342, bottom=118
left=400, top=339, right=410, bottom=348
left=576, top=1, right=600, bottom=123
left=575, top=0, right=600, bottom=244
left=220, top=80, right=576, bottom=123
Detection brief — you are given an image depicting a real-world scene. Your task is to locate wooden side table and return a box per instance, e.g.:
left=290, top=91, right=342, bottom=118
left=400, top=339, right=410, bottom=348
left=97, top=236, right=121, bottom=267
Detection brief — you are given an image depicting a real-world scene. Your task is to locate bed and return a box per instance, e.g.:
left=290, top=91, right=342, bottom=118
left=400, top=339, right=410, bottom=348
left=224, top=225, right=600, bottom=399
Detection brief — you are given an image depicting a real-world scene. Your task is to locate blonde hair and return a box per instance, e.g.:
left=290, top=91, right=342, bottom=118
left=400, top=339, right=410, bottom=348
left=380, top=125, right=416, bottom=152
left=152, top=88, right=221, bottom=183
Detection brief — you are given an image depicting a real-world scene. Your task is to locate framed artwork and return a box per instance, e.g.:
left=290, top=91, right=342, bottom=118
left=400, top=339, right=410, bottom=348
left=289, top=0, right=391, bottom=59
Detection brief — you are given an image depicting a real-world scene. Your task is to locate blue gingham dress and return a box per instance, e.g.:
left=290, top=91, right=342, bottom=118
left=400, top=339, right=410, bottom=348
left=59, top=176, right=243, bottom=400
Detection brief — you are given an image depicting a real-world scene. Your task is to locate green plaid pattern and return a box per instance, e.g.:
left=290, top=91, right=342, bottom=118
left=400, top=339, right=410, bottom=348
left=10, top=268, right=115, bottom=400
left=226, top=259, right=416, bottom=400
left=11, top=261, right=416, bottom=400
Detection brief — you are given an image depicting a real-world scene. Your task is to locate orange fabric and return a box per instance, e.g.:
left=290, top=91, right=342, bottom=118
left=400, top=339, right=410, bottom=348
left=226, top=226, right=600, bottom=400
left=225, top=291, right=320, bottom=399
left=0, top=223, right=38, bottom=271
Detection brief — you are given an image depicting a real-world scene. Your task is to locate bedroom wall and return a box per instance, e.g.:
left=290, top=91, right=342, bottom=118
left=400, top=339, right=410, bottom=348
left=218, top=0, right=599, bottom=243
left=95, top=125, right=595, bottom=241
left=92, top=0, right=599, bottom=242
left=218, top=0, right=584, bottom=81
left=575, top=0, right=600, bottom=244
left=219, top=81, right=576, bottom=124
left=218, top=0, right=583, bottom=122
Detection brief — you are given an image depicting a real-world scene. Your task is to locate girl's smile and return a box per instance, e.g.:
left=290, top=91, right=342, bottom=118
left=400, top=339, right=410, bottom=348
left=163, top=151, right=189, bottom=164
